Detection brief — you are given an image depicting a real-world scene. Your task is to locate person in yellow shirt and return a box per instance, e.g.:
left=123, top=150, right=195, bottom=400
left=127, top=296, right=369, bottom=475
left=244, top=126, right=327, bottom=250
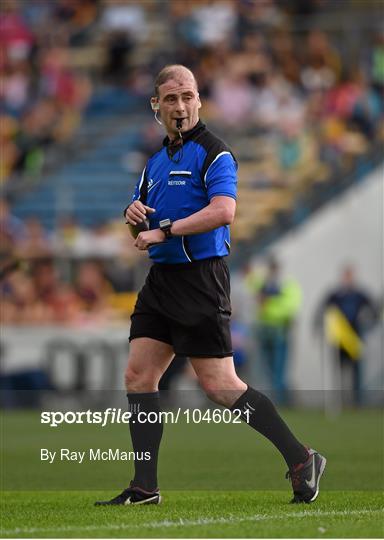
left=247, top=257, right=301, bottom=404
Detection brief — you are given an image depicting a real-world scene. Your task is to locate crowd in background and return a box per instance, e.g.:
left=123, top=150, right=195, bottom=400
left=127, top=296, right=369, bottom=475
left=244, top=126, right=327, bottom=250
left=0, top=198, right=142, bottom=325
left=1, top=0, right=383, bottom=326
left=1, top=255, right=136, bottom=325
left=0, top=0, right=95, bottom=183
left=1, top=0, right=383, bottom=185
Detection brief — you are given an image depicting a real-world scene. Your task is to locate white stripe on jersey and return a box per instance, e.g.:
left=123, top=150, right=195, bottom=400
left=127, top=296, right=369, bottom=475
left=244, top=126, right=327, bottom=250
left=181, top=236, right=192, bottom=262
left=137, top=166, right=146, bottom=200
left=203, top=151, right=232, bottom=188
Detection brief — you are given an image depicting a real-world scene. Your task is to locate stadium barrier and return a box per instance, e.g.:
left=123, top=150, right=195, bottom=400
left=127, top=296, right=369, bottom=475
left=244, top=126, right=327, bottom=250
left=0, top=326, right=128, bottom=408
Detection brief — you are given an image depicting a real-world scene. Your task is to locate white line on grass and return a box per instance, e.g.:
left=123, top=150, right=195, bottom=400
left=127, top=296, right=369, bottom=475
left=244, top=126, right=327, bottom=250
left=1, top=508, right=383, bottom=536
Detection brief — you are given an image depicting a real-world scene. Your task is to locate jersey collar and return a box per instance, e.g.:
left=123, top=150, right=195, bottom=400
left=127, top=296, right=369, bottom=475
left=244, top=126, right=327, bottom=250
left=163, top=120, right=205, bottom=148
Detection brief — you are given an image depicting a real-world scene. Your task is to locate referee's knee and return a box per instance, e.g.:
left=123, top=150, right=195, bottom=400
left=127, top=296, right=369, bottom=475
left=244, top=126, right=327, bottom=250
left=200, top=379, right=247, bottom=407
left=204, top=387, right=227, bottom=406
left=124, top=366, right=158, bottom=393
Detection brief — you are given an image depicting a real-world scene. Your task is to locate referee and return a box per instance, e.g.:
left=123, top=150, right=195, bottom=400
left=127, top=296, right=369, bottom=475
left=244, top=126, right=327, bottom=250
left=95, top=65, right=326, bottom=506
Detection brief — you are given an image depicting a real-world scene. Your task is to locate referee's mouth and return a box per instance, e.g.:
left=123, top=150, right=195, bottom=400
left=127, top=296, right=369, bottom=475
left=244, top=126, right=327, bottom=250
left=174, top=117, right=188, bottom=127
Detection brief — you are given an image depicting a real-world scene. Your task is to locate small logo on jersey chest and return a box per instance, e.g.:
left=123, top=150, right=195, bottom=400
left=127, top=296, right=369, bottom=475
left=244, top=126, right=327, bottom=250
left=148, top=178, right=161, bottom=192
left=168, top=180, right=186, bottom=186
left=168, top=170, right=191, bottom=186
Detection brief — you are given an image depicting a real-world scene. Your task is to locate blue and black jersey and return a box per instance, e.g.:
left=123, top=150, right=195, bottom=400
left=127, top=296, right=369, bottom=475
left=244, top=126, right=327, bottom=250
left=130, top=120, right=237, bottom=264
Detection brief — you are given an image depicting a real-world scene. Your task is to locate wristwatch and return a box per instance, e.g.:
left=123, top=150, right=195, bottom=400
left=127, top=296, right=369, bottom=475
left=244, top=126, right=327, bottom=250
left=159, top=218, right=173, bottom=239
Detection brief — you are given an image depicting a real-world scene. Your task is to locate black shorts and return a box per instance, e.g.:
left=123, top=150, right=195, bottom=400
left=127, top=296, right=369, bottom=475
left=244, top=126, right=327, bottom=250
left=130, top=257, right=233, bottom=358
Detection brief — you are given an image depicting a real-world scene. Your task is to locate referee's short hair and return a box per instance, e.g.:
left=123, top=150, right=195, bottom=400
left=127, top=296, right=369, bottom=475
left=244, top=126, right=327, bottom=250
left=154, top=65, right=198, bottom=97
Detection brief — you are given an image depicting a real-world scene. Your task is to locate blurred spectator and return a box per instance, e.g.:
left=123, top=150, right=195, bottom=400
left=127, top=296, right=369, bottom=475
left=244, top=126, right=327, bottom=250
left=12, top=100, right=53, bottom=177
left=0, top=115, right=19, bottom=182
left=100, top=0, right=147, bottom=84
left=236, top=0, right=285, bottom=36
left=0, top=198, right=26, bottom=244
left=105, top=252, right=136, bottom=293
left=270, top=31, right=301, bottom=84
left=51, top=215, right=93, bottom=255
left=91, top=222, right=125, bottom=257
left=347, top=71, right=382, bottom=140
left=189, top=0, right=237, bottom=47
left=245, top=56, right=304, bottom=129
left=284, top=0, right=332, bottom=17
left=247, top=257, right=302, bottom=404
left=30, top=257, right=78, bottom=323
left=324, top=70, right=364, bottom=120
left=53, top=0, right=99, bottom=46
left=300, top=30, right=341, bottom=93
left=271, top=117, right=327, bottom=188
left=102, top=30, right=134, bottom=84
left=0, top=0, right=35, bottom=65
left=16, top=216, right=53, bottom=258
left=361, top=29, right=384, bottom=99
left=0, top=61, right=31, bottom=114
left=100, top=1, right=147, bottom=41
left=1, top=268, right=49, bottom=324
left=172, top=0, right=237, bottom=49
left=210, top=64, right=254, bottom=126
left=1, top=254, right=82, bottom=325
left=74, top=260, right=113, bottom=317
left=40, top=48, right=76, bottom=105
left=314, top=265, right=378, bottom=406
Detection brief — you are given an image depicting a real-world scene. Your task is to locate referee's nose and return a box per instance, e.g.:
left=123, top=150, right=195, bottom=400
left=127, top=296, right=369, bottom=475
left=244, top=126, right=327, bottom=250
left=175, top=97, right=185, bottom=114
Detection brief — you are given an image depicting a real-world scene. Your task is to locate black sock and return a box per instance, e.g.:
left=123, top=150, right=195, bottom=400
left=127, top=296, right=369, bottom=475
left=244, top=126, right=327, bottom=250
left=127, top=391, right=163, bottom=492
left=230, top=386, right=308, bottom=467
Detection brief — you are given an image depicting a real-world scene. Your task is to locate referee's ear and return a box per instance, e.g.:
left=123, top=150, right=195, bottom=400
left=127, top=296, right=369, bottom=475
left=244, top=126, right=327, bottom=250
left=150, top=97, right=160, bottom=111
left=197, top=93, right=202, bottom=109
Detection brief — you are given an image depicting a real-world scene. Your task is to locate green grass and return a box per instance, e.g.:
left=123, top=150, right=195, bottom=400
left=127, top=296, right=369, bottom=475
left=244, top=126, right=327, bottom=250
left=1, top=491, right=383, bottom=538
left=1, top=409, right=383, bottom=537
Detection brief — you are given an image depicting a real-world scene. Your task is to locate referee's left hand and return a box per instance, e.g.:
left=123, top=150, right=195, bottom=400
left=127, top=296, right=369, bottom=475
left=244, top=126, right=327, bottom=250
left=134, top=229, right=165, bottom=250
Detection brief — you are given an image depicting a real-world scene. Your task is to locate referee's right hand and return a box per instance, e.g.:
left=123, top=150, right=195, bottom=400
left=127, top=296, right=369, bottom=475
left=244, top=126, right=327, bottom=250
left=125, top=201, right=156, bottom=225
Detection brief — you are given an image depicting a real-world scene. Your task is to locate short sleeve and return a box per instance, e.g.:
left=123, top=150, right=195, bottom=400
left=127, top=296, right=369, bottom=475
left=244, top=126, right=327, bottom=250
left=204, top=152, right=237, bottom=201
left=123, top=167, right=146, bottom=217
left=132, top=167, right=147, bottom=203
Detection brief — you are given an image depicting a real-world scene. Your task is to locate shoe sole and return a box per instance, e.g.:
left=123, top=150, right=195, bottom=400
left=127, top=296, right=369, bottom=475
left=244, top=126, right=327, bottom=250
left=308, top=454, right=327, bottom=503
left=95, top=495, right=161, bottom=506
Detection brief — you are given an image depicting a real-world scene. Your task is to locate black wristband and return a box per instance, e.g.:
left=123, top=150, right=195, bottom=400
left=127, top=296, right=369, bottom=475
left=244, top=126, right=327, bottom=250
left=159, top=218, right=173, bottom=239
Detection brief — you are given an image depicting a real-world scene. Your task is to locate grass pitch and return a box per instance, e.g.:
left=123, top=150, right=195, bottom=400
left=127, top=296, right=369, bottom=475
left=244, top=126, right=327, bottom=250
left=1, top=409, right=383, bottom=538
left=1, top=491, right=383, bottom=538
